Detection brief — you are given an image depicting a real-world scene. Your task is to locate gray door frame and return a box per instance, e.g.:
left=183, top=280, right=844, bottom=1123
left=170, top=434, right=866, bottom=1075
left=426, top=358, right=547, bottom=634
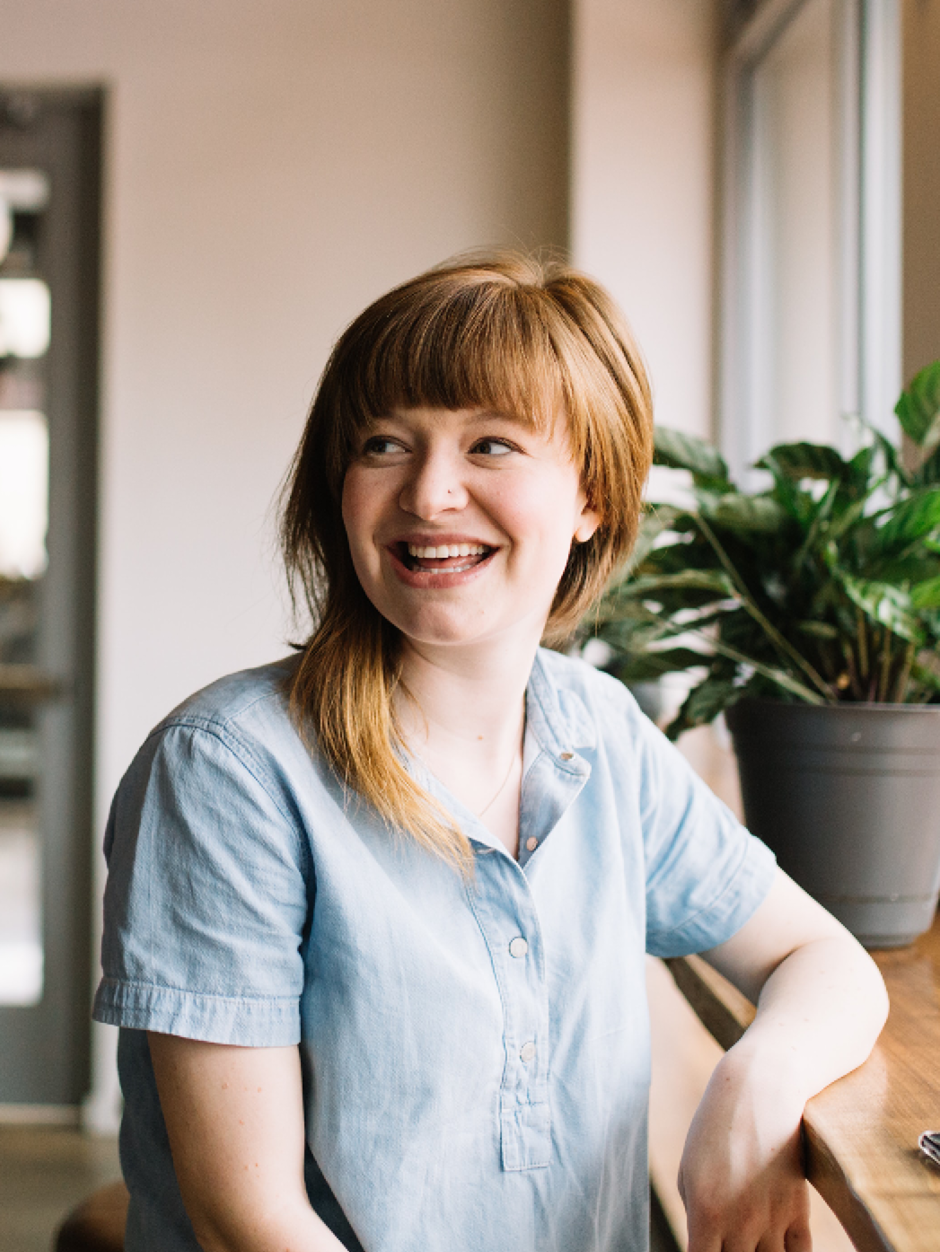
left=0, top=87, right=101, bottom=1108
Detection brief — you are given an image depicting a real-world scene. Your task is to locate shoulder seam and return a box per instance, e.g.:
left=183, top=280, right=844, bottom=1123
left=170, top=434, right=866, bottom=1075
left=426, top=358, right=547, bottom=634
left=142, top=719, right=305, bottom=855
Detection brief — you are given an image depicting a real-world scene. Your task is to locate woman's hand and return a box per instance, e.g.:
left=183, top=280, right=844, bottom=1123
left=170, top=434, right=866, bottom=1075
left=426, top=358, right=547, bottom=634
left=678, top=1044, right=812, bottom=1251
left=148, top=1034, right=348, bottom=1252
left=677, top=868, right=889, bottom=1251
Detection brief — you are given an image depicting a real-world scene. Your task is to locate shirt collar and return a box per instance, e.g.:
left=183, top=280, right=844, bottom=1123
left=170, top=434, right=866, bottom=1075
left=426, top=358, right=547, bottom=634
left=524, top=648, right=596, bottom=762
left=400, top=648, right=596, bottom=855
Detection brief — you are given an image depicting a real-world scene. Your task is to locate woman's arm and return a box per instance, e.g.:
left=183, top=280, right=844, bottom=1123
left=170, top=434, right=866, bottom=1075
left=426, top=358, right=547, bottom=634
left=677, top=868, right=889, bottom=1252
left=148, top=1033, right=348, bottom=1252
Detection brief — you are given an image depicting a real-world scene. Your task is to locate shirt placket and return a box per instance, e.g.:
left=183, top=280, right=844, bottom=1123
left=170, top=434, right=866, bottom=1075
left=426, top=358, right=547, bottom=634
left=467, top=853, right=551, bottom=1171
left=467, top=749, right=592, bottom=1172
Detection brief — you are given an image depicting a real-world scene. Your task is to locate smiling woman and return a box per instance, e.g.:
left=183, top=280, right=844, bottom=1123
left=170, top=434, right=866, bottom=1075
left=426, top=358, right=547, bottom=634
left=93, top=253, right=887, bottom=1252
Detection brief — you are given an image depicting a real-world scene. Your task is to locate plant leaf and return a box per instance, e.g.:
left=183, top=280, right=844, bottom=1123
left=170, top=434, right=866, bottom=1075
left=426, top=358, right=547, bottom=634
left=826, top=495, right=870, bottom=543
left=611, top=569, right=734, bottom=599
left=757, top=442, right=848, bottom=481
left=620, top=506, right=682, bottom=572
left=856, top=416, right=911, bottom=487
left=654, top=427, right=731, bottom=485
left=791, top=478, right=840, bottom=568
left=911, top=575, right=940, bottom=611
left=837, top=575, right=922, bottom=642
left=701, top=493, right=789, bottom=534
left=608, top=648, right=708, bottom=682
left=870, top=489, right=940, bottom=555
left=664, top=676, right=742, bottom=739
left=847, top=442, right=878, bottom=488
left=865, top=554, right=940, bottom=585
left=895, top=360, right=940, bottom=451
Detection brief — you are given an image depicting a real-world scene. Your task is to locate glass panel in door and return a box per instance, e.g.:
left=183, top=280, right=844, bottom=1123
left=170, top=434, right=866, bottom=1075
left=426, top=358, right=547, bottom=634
left=0, top=178, right=51, bottom=1009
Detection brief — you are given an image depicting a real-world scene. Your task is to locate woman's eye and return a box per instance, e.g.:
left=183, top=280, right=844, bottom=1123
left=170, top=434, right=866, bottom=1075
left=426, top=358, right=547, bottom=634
left=361, top=435, right=401, bottom=456
left=471, top=438, right=514, bottom=456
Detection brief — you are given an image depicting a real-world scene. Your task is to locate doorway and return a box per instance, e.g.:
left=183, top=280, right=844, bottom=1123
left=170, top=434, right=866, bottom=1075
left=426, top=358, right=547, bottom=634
left=0, top=88, right=101, bottom=1109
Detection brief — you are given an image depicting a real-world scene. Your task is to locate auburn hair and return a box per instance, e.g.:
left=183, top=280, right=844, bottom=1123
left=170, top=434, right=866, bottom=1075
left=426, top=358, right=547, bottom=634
left=281, top=252, right=653, bottom=867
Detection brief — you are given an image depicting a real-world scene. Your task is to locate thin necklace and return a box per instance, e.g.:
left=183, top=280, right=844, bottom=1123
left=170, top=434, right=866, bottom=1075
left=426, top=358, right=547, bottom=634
left=477, top=744, right=522, bottom=817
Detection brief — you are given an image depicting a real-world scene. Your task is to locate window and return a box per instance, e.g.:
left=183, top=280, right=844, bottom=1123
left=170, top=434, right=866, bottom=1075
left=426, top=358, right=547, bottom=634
left=719, top=0, right=901, bottom=480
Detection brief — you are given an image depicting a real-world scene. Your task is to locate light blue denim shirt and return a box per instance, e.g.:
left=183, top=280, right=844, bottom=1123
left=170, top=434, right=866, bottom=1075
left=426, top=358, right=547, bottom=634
left=94, top=649, right=776, bottom=1252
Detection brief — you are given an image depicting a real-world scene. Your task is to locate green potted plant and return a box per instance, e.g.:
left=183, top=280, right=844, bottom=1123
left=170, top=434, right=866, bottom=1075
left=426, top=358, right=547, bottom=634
left=585, top=361, right=940, bottom=947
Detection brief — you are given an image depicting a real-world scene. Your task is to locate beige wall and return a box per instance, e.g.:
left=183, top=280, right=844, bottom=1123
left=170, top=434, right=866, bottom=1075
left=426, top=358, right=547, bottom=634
left=572, top=0, right=718, bottom=438
left=0, top=0, right=569, bottom=778
left=903, top=0, right=940, bottom=381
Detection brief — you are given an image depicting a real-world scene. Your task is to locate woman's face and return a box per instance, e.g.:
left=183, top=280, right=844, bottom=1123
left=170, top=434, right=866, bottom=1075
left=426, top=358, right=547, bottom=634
left=341, top=406, right=600, bottom=657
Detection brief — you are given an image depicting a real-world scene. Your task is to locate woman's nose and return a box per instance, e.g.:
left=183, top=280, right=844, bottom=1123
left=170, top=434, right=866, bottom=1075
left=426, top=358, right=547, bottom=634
left=398, top=449, right=469, bottom=517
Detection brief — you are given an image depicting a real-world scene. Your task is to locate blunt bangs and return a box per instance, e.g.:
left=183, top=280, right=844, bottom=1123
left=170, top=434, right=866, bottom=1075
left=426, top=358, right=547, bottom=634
left=336, top=273, right=566, bottom=447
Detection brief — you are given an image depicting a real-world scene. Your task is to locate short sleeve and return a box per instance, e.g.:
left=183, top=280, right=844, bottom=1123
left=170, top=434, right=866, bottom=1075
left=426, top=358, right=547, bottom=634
left=636, top=716, right=776, bottom=958
left=93, top=722, right=310, bottom=1045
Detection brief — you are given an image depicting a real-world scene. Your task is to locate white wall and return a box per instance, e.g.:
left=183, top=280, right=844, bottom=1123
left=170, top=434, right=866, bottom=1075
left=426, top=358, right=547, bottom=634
left=572, top=0, right=718, bottom=438
left=0, top=0, right=569, bottom=1126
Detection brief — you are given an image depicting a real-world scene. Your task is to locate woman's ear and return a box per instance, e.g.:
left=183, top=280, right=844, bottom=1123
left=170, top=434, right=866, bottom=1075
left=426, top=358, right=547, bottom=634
left=573, top=501, right=601, bottom=544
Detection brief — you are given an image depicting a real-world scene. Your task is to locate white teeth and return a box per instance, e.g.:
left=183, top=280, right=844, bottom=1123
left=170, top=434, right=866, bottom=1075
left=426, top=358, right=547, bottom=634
left=407, top=542, right=487, bottom=559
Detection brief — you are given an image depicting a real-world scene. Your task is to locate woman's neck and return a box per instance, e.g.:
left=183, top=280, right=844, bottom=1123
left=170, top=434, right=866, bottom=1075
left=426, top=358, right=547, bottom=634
left=395, top=635, right=537, bottom=856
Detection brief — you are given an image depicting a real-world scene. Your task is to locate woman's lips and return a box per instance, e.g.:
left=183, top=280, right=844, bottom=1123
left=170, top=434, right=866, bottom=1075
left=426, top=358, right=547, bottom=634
left=388, top=541, right=495, bottom=583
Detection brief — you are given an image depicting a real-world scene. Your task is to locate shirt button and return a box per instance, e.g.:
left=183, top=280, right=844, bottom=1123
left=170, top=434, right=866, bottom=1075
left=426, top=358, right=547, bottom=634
left=559, top=751, right=573, bottom=761
left=525, top=836, right=538, bottom=852
left=520, top=1041, right=537, bottom=1064
left=509, top=937, right=528, bottom=959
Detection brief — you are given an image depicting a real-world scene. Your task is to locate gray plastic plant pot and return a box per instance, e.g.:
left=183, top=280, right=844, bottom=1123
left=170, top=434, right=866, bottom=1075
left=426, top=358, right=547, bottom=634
left=725, top=700, right=940, bottom=948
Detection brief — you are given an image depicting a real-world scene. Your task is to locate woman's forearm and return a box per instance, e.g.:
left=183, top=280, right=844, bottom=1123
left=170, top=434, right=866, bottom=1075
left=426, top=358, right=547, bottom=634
left=730, top=928, right=888, bottom=1101
left=706, top=870, right=889, bottom=1103
left=677, top=870, right=888, bottom=1251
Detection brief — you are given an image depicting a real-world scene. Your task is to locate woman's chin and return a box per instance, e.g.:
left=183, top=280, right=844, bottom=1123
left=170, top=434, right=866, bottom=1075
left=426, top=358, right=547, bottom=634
left=393, top=609, right=553, bottom=662
left=393, top=613, right=494, bottom=651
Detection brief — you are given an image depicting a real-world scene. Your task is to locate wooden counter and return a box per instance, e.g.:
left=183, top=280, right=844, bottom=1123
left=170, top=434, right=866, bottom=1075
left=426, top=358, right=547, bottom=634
left=665, top=913, right=940, bottom=1252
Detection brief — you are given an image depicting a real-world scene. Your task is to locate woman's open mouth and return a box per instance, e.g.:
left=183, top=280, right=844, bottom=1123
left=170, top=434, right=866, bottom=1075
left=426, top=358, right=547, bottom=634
left=395, top=541, right=494, bottom=574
